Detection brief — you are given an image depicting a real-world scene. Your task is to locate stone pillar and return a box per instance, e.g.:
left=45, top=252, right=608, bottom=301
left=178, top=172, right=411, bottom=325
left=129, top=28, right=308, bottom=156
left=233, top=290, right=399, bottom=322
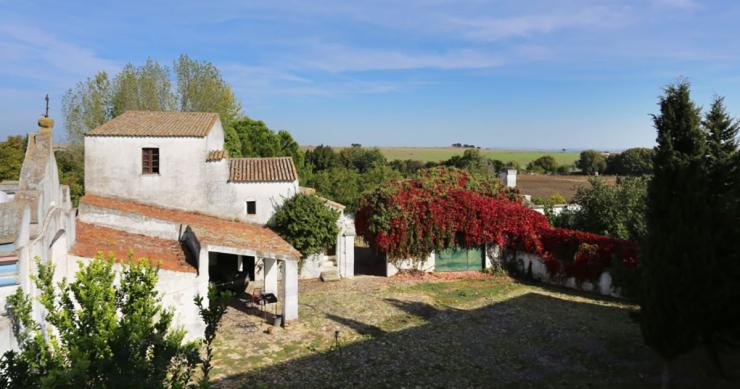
left=263, top=257, right=278, bottom=295
left=281, top=259, right=298, bottom=321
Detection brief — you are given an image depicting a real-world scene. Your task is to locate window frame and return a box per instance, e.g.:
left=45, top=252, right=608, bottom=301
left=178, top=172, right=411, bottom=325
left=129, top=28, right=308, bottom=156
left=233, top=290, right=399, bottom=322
left=246, top=200, right=257, bottom=215
left=142, top=147, right=160, bottom=175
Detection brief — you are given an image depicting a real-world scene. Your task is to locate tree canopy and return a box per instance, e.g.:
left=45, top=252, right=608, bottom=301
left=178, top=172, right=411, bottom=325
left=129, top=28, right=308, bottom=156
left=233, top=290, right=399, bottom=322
left=526, top=155, right=559, bottom=174
left=605, top=148, right=654, bottom=176
left=575, top=150, right=606, bottom=175
left=0, top=136, right=26, bottom=181
left=271, top=194, right=340, bottom=258
left=62, top=55, right=241, bottom=144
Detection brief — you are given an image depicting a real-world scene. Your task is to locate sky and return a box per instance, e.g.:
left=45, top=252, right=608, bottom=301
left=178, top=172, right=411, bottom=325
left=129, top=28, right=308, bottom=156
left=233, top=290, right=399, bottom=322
left=1, top=0, right=740, bottom=150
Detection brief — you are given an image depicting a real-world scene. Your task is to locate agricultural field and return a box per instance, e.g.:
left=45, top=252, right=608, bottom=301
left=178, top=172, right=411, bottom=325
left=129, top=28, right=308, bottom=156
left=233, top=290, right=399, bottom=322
left=304, top=145, right=581, bottom=166
left=376, top=147, right=580, bottom=166
left=517, top=174, right=617, bottom=201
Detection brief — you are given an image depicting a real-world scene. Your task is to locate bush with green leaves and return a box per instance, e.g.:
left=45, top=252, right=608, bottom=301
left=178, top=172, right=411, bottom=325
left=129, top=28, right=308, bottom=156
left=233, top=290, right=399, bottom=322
left=575, top=150, right=607, bottom=175
left=0, top=255, right=199, bottom=388
left=605, top=148, right=654, bottom=176
left=271, top=194, right=340, bottom=259
left=554, top=177, right=647, bottom=242
left=526, top=155, right=558, bottom=174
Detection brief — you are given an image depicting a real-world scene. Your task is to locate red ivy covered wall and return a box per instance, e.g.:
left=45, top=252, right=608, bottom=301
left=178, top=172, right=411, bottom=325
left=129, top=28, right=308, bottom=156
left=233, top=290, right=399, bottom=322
left=355, top=167, right=638, bottom=281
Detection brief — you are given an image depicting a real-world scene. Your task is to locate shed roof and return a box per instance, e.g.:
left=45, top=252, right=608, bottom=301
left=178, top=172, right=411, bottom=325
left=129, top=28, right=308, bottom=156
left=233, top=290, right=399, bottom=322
left=86, top=111, right=219, bottom=138
left=229, top=157, right=297, bottom=183
left=78, top=195, right=300, bottom=260
left=72, top=221, right=193, bottom=273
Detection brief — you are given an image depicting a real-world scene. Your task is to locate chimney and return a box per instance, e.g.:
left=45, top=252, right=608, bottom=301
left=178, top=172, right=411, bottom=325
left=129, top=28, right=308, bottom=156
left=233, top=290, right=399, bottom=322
left=499, top=169, right=517, bottom=188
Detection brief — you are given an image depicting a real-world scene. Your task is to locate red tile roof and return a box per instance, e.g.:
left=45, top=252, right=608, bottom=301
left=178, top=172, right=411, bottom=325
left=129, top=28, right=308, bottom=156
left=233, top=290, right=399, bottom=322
left=86, top=111, right=219, bottom=137
left=72, top=221, right=194, bottom=273
left=79, top=195, right=301, bottom=260
left=206, top=150, right=227, bottom=162
left=229, top=157, right=298, bottom=183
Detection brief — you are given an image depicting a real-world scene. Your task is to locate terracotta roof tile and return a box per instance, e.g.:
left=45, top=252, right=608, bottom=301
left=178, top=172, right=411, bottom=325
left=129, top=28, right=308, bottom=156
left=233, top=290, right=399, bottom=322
left=79, top=195, right=301, bottom=260
left=86, top=111, right=219, bottom=137
left=229, top=157, right=297, bottom=183
left=71, top=221, right=194, bottom=273
left=206, top=150, right=227, bottom=162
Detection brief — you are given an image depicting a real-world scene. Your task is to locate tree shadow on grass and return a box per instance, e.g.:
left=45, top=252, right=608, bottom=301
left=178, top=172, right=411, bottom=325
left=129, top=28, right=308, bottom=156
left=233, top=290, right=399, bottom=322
left=214, top=292, right=728, bottom=388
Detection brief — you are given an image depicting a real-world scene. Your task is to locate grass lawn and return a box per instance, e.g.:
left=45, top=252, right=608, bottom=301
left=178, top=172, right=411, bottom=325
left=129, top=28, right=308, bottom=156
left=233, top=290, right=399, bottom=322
left=211, top=275, right=727, bottom=388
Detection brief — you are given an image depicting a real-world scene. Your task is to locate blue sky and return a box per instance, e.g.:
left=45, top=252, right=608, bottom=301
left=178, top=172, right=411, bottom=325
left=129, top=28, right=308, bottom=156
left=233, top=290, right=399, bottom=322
left=1, top=0, right=739, bottom=150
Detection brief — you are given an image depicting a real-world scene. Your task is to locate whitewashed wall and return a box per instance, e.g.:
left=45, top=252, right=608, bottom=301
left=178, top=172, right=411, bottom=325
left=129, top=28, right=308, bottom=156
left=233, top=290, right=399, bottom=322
left=66, top=255, right=207, bottom=340
left=85, top=136, right=209, bottom=212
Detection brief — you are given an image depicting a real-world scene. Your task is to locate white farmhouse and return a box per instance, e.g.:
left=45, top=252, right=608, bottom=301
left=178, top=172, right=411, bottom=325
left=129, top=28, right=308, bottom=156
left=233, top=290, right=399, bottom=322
left=85, top=111, right=298, bottom=225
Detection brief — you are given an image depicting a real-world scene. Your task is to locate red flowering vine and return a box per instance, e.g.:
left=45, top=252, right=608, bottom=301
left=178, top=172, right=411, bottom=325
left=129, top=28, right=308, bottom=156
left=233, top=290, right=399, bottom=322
left=355, top=167, right=638, bottom=282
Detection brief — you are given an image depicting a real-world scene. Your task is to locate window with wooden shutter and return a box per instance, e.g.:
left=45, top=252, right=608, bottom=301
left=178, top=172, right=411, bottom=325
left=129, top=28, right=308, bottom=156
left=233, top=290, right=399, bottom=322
left=142, top=148, right=159, bottom=174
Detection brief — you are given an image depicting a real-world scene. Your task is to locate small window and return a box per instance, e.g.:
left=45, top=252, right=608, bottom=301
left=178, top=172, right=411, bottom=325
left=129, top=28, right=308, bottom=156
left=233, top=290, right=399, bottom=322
left=142, top=148, right=159, bottom=174
left=246, top=200, right=256, bottom=215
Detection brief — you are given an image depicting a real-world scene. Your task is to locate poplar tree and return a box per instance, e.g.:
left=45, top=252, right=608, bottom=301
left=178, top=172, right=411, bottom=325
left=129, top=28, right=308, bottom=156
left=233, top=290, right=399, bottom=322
left=640, top=81, right=709, bottom=383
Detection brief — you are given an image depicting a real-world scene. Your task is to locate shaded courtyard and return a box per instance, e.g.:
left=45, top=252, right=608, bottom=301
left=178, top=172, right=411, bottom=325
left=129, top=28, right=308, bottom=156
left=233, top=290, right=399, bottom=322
left=211, top=274, right=730, bottom=388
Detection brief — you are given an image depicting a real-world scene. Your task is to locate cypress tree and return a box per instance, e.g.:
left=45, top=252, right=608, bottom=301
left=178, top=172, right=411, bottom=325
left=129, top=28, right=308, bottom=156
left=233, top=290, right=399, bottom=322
left=640, top=82, right=709, bottom=382
left=701, top=97, right=740, bottom=373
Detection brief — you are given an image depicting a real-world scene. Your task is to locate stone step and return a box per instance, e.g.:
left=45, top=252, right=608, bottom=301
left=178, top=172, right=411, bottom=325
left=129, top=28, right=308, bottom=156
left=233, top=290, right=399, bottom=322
left=320, top=270, right=340, bottom=282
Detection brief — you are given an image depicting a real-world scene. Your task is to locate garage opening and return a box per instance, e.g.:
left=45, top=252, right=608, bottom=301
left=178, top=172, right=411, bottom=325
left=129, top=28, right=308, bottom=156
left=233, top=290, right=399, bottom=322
left=208, top=252, right=256, bottom=292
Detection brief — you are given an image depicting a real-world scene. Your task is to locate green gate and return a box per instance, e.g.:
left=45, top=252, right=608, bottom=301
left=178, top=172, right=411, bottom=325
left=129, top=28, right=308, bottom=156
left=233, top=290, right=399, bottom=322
left=435, top=246, right=484, bottom=272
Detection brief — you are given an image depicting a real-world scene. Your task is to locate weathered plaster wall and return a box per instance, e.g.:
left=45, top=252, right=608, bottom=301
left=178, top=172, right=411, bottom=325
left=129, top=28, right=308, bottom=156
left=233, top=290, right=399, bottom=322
left=85, top=136, right=209, bottom=212
left=203, top=161, right=298, bottom=224
left=67, top=255, right=207, bottom=340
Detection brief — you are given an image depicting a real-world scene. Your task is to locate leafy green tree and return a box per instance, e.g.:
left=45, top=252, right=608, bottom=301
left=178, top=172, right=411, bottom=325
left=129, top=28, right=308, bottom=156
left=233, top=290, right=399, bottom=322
left=62, top=71, right=112, bottom=144
left=640, top=81, right=710, bottom=383
left=62, top=55, right=242, bottom=143
left=55, top=145, right=85, bottom=206
left=575, top=150, right=606, bottom=175
left=526, top=155, right=559, bottom=174
left=605, top=148, right=654, bottom=176
left=305, top=145, right=340, bottom=172
left=0, top=135, right=26, bottom=181
left=554, top=177, right=647, bottom=242
left=1, top=255, right=199, bottom=388
left=338, top=147, right=386, bottom=173
left=174, top=55, right=241, bottom=127
left=112, top=59, right=175, bottom=116
left=271, top=194, right=340, bottom=258
left=227, top=117, right=308, bottom=178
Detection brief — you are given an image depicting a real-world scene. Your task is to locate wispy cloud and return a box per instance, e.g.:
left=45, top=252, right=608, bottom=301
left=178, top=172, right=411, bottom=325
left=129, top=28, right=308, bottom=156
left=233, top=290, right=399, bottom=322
left=450, top=6, right=627, bottom=42
left=295, top=44, right=504, bottom=72
left=0, top=23, right=118, bottom=88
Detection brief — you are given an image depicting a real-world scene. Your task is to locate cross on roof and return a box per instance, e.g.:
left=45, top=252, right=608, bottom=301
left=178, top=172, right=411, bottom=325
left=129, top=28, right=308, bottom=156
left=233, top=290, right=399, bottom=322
left=44, top=94, right=49, bottom=118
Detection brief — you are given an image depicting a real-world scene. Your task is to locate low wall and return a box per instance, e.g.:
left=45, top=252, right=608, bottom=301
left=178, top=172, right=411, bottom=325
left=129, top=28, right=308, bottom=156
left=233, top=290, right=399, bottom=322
left=67, top=255, right=207, bottom=341
left=505, top=251, right=618, bottom=297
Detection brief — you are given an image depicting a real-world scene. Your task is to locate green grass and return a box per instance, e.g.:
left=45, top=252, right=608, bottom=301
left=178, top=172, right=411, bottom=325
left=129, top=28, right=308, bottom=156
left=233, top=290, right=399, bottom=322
left=376, top=147, right=579, bottom=166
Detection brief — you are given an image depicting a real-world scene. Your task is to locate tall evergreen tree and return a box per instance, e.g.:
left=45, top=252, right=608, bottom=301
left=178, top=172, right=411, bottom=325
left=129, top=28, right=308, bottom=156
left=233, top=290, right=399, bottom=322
left=641, top=81, right=709, bottom=383
left=700, top=97, right=740, bottom=372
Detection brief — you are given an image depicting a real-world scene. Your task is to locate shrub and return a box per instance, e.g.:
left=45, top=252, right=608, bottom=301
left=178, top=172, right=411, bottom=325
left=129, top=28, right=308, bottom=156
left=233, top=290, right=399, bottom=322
left=272, top=194, right=340, bottom=258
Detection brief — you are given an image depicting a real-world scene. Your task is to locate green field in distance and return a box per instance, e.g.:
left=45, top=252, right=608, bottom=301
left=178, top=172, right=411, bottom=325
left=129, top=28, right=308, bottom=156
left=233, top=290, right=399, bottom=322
left=375, top=147, right=579, bottom=166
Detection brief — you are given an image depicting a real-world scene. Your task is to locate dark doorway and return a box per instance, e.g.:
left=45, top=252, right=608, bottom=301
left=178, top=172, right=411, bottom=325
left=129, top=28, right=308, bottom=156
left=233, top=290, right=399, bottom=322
left=209, top=252, right=253, bottom=292
left=354, top=246, right=387, bottom=276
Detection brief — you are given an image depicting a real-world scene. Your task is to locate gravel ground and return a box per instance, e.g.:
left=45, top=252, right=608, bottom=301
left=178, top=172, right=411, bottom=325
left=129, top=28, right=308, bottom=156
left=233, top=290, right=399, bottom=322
left=211, top=274, right=732, bottom=388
